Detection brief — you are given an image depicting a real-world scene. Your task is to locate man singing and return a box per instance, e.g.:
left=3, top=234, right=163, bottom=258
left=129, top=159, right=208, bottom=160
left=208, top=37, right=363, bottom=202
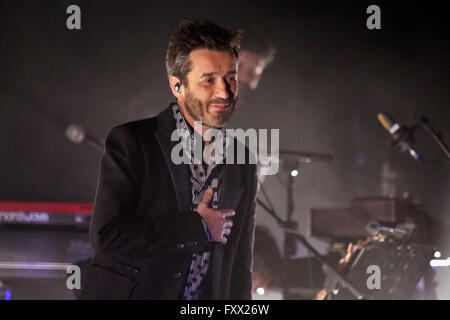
left=80, top=20, right=257, bottom=300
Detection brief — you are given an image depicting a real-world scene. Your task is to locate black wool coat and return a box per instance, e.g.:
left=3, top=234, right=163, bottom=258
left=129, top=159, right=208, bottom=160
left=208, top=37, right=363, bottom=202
left=80, top=104, right=257, bottom=300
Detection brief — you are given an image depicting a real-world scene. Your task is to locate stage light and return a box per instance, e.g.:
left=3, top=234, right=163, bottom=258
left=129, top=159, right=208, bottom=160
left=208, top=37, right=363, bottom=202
left=429, top=259, right=450, bottom=267
left=0, top=281, right=11, bottom=300
left=256, top=287, right=265, bottom=295
left=434, top=251, right=441, bottom=258
left=291, top=170, right=298, bottom=177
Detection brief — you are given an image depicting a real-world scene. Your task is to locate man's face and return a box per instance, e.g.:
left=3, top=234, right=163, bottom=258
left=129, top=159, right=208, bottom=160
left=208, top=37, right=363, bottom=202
left=182, top=49, right=238, bottom=128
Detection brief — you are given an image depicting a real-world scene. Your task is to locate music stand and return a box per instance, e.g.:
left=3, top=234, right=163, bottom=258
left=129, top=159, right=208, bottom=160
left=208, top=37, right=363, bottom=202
left=330, top=241, right=435, bottom=299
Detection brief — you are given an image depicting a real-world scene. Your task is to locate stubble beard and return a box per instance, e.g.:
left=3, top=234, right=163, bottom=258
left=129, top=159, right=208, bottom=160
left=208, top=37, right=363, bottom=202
left=183, top=87, right=237, bottom=129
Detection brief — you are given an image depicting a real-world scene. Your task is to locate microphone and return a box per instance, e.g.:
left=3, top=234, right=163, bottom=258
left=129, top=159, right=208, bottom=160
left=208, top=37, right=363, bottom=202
left=65, top=123, right=104, bottom=152
left=377, top=112, right=420, bottom=161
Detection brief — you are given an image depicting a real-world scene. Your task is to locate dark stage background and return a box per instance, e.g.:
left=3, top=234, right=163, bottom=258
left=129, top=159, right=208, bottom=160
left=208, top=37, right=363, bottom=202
left=0, top=1, right=449, bottom=299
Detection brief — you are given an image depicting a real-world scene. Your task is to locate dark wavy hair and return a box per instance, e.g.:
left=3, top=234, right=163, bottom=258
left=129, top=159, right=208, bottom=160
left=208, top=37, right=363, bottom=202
left=165, top=20, right=242, bottom=84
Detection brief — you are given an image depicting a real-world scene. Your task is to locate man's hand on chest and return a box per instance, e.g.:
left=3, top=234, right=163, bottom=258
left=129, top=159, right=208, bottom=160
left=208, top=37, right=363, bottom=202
left=195, top=188, right=235, bottom=245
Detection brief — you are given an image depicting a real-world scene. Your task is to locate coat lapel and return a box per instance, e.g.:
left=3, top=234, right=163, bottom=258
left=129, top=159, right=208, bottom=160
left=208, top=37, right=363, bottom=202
left=219, top=163, right=245, bottom=210
left=210, top=142, right=245, bottom=299
left=154, top=105, right=192, bottom=213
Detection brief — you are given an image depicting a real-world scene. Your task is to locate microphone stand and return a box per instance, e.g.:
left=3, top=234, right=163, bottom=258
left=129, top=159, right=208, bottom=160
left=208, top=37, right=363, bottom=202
left=256, top=150, right=365, bottom=300
left=420, top=117, right=450, bottom=160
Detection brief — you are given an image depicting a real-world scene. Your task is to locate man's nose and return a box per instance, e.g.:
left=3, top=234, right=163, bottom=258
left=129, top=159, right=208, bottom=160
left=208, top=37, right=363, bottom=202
left=214, top=78, right=232, bottom=100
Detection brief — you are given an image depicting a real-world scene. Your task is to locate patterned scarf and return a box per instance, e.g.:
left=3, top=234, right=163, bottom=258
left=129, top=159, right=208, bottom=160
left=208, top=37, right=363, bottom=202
left=172, top=103, right=228, bottom=299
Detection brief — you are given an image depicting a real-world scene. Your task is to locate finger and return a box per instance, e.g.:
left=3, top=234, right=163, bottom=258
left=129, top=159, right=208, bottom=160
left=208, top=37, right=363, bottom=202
left=200, top=188, right=214, bottom=204
left=197, top=189, right=213, bottom=211
left=221, top=209, right=235, bottom=219
left=224, top=220, right=233, bottom=229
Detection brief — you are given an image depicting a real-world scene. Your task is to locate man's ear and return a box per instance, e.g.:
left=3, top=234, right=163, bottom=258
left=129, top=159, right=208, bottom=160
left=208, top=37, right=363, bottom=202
left=169, top=76, right=183, bottom=97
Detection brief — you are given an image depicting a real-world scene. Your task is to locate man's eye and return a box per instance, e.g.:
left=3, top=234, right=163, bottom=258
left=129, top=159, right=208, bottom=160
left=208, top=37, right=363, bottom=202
left=204, top=78, right=214, bottom=84
left=228, top=77, right=237, bottom=83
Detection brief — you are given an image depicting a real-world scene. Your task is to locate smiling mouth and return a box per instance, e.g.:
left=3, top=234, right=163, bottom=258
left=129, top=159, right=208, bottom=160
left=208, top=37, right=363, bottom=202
left=209, top=103, right=230, bottom=111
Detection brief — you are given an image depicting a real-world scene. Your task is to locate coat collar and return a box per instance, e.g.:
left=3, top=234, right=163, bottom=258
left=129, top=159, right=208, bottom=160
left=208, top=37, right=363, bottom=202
left=157, top=102, right=178, bottom=138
